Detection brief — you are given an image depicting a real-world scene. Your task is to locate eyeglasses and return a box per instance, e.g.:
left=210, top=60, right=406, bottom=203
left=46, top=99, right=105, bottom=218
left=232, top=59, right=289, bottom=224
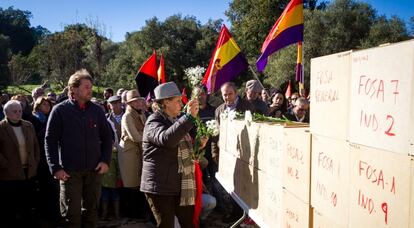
left=10, top=110, right=22, bottom=114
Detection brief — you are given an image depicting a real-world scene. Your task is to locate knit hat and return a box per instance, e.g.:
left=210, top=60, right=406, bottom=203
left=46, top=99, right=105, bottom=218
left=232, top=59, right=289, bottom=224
left=246, top=80, right=263, bottom=93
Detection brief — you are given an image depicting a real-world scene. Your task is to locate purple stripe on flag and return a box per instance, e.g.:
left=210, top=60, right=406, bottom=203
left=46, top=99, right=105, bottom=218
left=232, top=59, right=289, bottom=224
left=207, top=53, right=248, bottom=93
left=256, top=24, right=304, bottom=72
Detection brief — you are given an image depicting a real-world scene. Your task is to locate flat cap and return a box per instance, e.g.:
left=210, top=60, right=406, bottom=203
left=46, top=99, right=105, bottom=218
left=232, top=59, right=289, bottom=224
left=107, top=95, right=121, bottom=103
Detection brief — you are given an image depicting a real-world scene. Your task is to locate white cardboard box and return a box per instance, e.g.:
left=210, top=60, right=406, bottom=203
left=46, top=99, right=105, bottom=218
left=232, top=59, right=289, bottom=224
left=216, top=151, right=283, bottom=228
left=281, top=189, right=311, bottom=228
left=311, top=134, right=350, bottom=227
left=348, top=143, right=413, bottom=228
left=223, top=120, right=285, bottom=179
left=282, top=128, right=311, bottom=203
left=348, top=40, right=414, bottom=155
left=310, top=50, right=352, bottom=141
left=313, top=208, right=346, bottom=228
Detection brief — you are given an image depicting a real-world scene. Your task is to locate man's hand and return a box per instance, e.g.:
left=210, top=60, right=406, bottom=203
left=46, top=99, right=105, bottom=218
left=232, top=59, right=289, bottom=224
left=54, top=169, right=70, bottom=181
left=95, top=162, right=109, bottom=174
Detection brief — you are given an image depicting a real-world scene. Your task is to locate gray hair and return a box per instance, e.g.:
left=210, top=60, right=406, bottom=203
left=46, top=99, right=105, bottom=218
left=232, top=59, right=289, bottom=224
left=294, top=97, right=309, bottom=106
left=3, top=100, right=22, bottom=117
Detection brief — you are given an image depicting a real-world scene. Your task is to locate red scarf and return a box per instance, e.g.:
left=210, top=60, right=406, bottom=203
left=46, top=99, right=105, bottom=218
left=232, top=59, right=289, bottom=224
left=193, top=161, right=203, bottom=227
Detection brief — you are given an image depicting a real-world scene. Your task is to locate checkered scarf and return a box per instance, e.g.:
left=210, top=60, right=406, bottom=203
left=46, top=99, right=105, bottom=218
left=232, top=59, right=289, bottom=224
left=177, top=134, right=196, bottom=206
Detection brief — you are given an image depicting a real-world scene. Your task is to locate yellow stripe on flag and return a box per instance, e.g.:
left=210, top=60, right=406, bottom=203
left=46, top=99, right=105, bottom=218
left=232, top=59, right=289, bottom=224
left=212, top=38, right=241, bottom=67
left=270, top=4, right=303, bottom=40
left=296, top=42, right=303, bottom=64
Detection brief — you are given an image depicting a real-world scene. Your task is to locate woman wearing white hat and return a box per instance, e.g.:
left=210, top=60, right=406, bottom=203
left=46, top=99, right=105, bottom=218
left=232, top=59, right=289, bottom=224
left=140, top=82, right=201, bottom=228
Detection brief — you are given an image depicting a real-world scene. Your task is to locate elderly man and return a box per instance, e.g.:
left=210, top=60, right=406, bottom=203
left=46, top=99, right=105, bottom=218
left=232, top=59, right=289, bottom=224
left=211, top=82, right=253, bottom=223
left=285, top=97, right=310, bottom=123
left=244, top=80, right=268, bottom=115
left=214, top=82, right=253, bottom=125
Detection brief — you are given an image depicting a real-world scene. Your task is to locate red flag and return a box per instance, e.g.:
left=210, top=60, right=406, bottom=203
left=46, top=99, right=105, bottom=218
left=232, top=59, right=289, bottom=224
left=135, top=50, right=158, bottom=97
left=181, top=87, right=188, bottom=104
left=285, top=80, right=292, bottom=98
left=157, top=53, right=166, bottom=84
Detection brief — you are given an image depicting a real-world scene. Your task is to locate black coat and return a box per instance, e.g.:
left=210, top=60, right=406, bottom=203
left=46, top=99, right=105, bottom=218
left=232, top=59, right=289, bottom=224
left=284, top=110, right=309, bottom=123
left=45, top=99, right=113, bottom=174
left=140, top=111, right=194, bottom=195
left=212, top=97, right=254, bottom=159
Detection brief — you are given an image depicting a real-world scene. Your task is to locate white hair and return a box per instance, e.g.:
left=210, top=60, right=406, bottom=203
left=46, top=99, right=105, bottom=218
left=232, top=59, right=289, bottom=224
left=3, top=100, right=22, bottom=117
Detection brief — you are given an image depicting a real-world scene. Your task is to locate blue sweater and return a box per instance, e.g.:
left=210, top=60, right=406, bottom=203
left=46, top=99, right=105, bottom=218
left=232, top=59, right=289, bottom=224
left=45, top=99, right=112, bottom=174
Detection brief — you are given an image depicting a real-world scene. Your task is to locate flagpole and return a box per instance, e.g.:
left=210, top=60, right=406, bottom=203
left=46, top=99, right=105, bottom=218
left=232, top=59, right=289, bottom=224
left=301, top=42, right=305, bottom=97
left=248, top=65, right=270, bottom=97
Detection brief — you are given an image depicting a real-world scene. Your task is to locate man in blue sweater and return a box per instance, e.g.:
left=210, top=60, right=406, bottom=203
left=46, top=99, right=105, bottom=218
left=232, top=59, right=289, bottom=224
left=45, top=69, right=112, bottom=228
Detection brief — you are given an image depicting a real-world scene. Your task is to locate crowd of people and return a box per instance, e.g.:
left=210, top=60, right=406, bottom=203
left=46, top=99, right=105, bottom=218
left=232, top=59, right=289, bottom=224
left=0, top=70, right=310, bottom=228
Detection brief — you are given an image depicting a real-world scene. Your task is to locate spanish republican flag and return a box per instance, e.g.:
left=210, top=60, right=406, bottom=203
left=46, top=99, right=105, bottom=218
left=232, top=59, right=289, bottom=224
left=296, top=42, right=304, bottom=91
left=202, top=25, right=248, bottom=93
left=157, top=52, right=166, bottom=84
left=135, top=50, right=158, bottom=97
left=256, top=0, right=304, bottom=72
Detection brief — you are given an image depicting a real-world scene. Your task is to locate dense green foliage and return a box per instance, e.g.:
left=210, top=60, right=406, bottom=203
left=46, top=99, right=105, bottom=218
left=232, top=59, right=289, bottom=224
left=227, top=0, right=411, bottom=91
left=0, top=1, right=412, bottom=95
left=103, top=15, right=221, bottom=89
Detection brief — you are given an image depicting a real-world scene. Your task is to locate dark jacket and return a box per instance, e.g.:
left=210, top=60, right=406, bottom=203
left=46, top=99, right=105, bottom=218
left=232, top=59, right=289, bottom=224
left=140, top=111, right=194, bottom=195
left=285, top=110, right=309, bottom=123
left=45, top=99, right=113, bottom=174
left=199, top=103, right=216, bottom=123
left=29, top=113, right=50, bottom=177
left=249, top=98, right=269, bottom=115
left=212, top=97, right=254, bottom=159
left=214, top=97, right=254, bottom=125
left=0, top=119, right=40, bottom=180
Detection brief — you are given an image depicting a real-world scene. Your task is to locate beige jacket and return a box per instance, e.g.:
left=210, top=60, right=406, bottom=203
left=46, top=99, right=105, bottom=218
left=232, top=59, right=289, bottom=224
left=119, top=106, right=146, bottom=188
